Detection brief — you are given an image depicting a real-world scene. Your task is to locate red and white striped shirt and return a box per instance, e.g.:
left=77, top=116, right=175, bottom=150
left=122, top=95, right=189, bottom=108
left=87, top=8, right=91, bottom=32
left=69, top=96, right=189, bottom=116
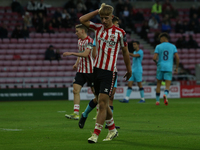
left=89, top=22, right=127, bottom=72
left=77, top=36, right=94, bottom=73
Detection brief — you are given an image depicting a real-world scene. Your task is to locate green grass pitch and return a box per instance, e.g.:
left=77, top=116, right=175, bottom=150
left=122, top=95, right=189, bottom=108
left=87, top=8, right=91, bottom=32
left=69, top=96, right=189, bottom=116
left=0, top=98, right=200, bottom=150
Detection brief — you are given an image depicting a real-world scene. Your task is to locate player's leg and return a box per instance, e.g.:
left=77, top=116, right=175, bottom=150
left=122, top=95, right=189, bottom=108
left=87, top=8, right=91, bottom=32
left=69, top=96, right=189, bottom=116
left=79, top=98, right=98, bottom=128
left=65, top=83, right=82, bottom=120
left=119, top=80, right=133, bottom=103
left=103, top=103, right=118, bottom=141
left=88, top=93, right=109, bottom=143
left=137, top=82, right=145, bottom=103
left=105, top=87, right=120, bottom=129
left=156, top=79, right=162, bottom=105
left=88, top=69, right=118, bottom=143
left=79, top=74, right=98, bottom=128
left=163, top=72, right=172, bottom=105
left=136, top=72, right=145, bottom=103
left=155, top=71, right=163, bottom=105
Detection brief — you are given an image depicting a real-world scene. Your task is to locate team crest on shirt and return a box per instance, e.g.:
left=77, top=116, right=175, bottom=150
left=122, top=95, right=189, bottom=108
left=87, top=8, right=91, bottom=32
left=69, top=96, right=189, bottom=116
left=110, top=34, right=116, bottom=40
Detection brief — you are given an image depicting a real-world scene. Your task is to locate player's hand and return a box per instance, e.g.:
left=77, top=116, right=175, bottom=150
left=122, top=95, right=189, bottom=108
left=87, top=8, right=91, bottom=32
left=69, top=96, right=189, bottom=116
left=73, top=64, right=77, bottom=70
left=124, top=71, right=132, bottom=81
left=174, top=68, right=178, bottom=74
left=98, top=3, right=106, bottom=13
left=63, top=52, right=72, bottom=57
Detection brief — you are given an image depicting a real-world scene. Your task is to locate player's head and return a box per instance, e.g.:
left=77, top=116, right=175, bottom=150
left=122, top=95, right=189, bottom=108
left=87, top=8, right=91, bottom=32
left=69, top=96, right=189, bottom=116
left=132, top=41, right=140, bottom=50
left=159, top=32, right=169, bottom=43
left=112, top=16, right=119, bottom=27
left=99, top=3, right=114, bottom=28
left=75, top=24, right=88, bottom=39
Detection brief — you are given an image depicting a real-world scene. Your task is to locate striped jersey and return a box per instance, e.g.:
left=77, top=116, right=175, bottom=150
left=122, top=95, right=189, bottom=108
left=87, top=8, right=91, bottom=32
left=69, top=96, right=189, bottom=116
left=77, top=36, right=94, bottom=73
left=89, top=22, right=127, bottom=72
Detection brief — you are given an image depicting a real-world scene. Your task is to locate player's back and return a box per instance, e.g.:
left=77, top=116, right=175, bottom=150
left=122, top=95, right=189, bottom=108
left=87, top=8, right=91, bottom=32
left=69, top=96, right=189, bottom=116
left=155, top=42, right=177, bottom=72
left=132, top=49, right=143, bottom=73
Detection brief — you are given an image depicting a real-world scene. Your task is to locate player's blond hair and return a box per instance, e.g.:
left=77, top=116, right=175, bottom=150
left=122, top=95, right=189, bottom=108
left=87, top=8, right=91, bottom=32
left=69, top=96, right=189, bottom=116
left=75, top=24, right=88, bottom=33
left=99, top=3, right=114, bottom=16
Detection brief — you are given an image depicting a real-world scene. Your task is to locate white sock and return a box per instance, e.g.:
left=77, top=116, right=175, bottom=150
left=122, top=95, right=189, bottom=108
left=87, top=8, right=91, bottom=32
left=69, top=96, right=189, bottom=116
left=74, top=104, right=79, bottom=115
left=125, top=96, right=129, bottom=100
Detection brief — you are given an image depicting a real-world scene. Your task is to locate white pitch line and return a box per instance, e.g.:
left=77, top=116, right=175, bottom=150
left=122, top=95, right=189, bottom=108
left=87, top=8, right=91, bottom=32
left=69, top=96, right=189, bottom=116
left=57, top=111, right=66, bottom=113
left=0, top=128, right=22, bottom=131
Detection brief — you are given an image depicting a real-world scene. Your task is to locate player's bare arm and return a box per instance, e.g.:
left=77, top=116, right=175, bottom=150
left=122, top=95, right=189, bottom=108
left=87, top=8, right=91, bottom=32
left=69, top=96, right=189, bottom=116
left=79, top=10, right=99, bottom=28
left=63, top=48, right=91, bottom=58
left=174, top=53, right=179, bottom=74
left=92, top=46, right=96, bottom=59
left=129, top=53, right=140, bottom=57
left=153, top=53, right=158, bottom=65
left=73, top=57, right=80, bottom=70
left=122, top=46, right=132, bottom=81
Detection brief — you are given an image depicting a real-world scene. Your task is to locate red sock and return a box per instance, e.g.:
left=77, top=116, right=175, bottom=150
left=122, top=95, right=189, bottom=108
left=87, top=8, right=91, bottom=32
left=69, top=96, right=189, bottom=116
left=74, top=104, right=79, bottom=115
left=105, top=117, right=116, bottom=131
left=94, top=123, right=103, bottom=136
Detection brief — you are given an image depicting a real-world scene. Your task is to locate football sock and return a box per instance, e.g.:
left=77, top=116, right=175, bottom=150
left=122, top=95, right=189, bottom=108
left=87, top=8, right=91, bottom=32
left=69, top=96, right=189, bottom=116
left=139, top=88, right=145, bottom=100
left=125, top=87, right=132, bottom=100
left=164, top=90, right=169, bottom=96
left=94, top=123, right=103, bottom=136
left=105, top=117, right=116, bottom=131
left=74, top=104, right=79, bottom=115
left=109, top=105, right=113, bottom=113
left=82, top=99, right=97, bottom=118
left=156, top=93, right=160, bottom=102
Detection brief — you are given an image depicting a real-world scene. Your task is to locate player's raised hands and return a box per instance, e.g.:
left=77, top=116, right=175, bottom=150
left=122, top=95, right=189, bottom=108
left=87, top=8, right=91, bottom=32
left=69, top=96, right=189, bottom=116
left=98, top=3, right=106, bottom=13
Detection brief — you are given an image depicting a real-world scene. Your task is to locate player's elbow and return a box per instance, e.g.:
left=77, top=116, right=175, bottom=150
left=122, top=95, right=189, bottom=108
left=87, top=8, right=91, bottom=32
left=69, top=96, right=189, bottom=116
left=79, top=16, right=84, bottom=24
left=79, top=17, right=83, bottom=23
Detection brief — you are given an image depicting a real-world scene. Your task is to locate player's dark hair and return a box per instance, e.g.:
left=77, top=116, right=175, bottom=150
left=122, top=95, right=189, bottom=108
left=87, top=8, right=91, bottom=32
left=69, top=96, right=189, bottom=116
left=133, top=41, right=140, bottom=45
left=159, top=32, right=169, bottom=40
left=112, top=16, right=119, bottom=23
left=75, top=24, right=88, bottom=33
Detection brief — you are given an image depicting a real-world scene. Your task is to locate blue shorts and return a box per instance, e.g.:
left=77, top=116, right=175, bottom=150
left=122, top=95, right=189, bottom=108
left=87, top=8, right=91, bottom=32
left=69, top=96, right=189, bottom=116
left=129, top=72, right=142, bottom=82
left=114, top=76, right=117, bottom=88
left=156, top=71, right=172, bottom=81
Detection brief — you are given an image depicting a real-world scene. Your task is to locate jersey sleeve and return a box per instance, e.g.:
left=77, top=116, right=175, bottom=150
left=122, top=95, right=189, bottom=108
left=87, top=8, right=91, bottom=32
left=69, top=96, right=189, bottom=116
left=120, top=30, right=128, bottom=48
left=86, top=38, right=93, bottom=50
left=174, top=45, right=178, bottom=53
left=138, top=50, right=143, bottom=57
left=154, top=45, right=159, bottom=53
left=89, top=21, right=98, bottom=30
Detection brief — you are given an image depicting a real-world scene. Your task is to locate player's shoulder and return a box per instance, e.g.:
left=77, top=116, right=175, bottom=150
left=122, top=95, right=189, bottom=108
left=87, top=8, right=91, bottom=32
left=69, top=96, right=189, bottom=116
left=113, top=26, right=126, bottom=34
left=87, top=36, right=93, bottom=41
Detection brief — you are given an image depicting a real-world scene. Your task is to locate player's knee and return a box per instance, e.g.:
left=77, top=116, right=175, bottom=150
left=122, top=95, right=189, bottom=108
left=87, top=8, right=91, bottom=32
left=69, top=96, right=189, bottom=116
left=98, top=100, right=107, bottom=111
left=73, top=89, right=80, bottom=94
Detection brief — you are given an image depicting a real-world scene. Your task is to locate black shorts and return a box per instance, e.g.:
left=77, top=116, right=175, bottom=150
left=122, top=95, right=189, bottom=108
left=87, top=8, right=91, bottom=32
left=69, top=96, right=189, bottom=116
left=93, top=67, right=117, bottom=96
left=73, top=72, right=94, bottom=87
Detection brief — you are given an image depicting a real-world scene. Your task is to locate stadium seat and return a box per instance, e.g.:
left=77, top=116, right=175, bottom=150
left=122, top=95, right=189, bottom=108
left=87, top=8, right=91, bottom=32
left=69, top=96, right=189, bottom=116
left=43, top=61, right=51, bottom=66
left=9, top=67, right=18, bottom=72
left=51, top=61, right=59, bottom=66
left=10, top=38, right=18, bottom=43
left=42, top=33, right=49, bottom=38
left=35, top=60, right=43, bottom=66
left=21, top=55, right=29, bottom=60
left=27, top=61, right=35, bottom=66
left=5, top=55, right=13, bottom=60
left=18, top=38, right=26, bottom=44
left=56, top=72, right=65, bottom=77
left=33, top=66, right=42, bottom=72
left=15, top=72, right=24, bottom=77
